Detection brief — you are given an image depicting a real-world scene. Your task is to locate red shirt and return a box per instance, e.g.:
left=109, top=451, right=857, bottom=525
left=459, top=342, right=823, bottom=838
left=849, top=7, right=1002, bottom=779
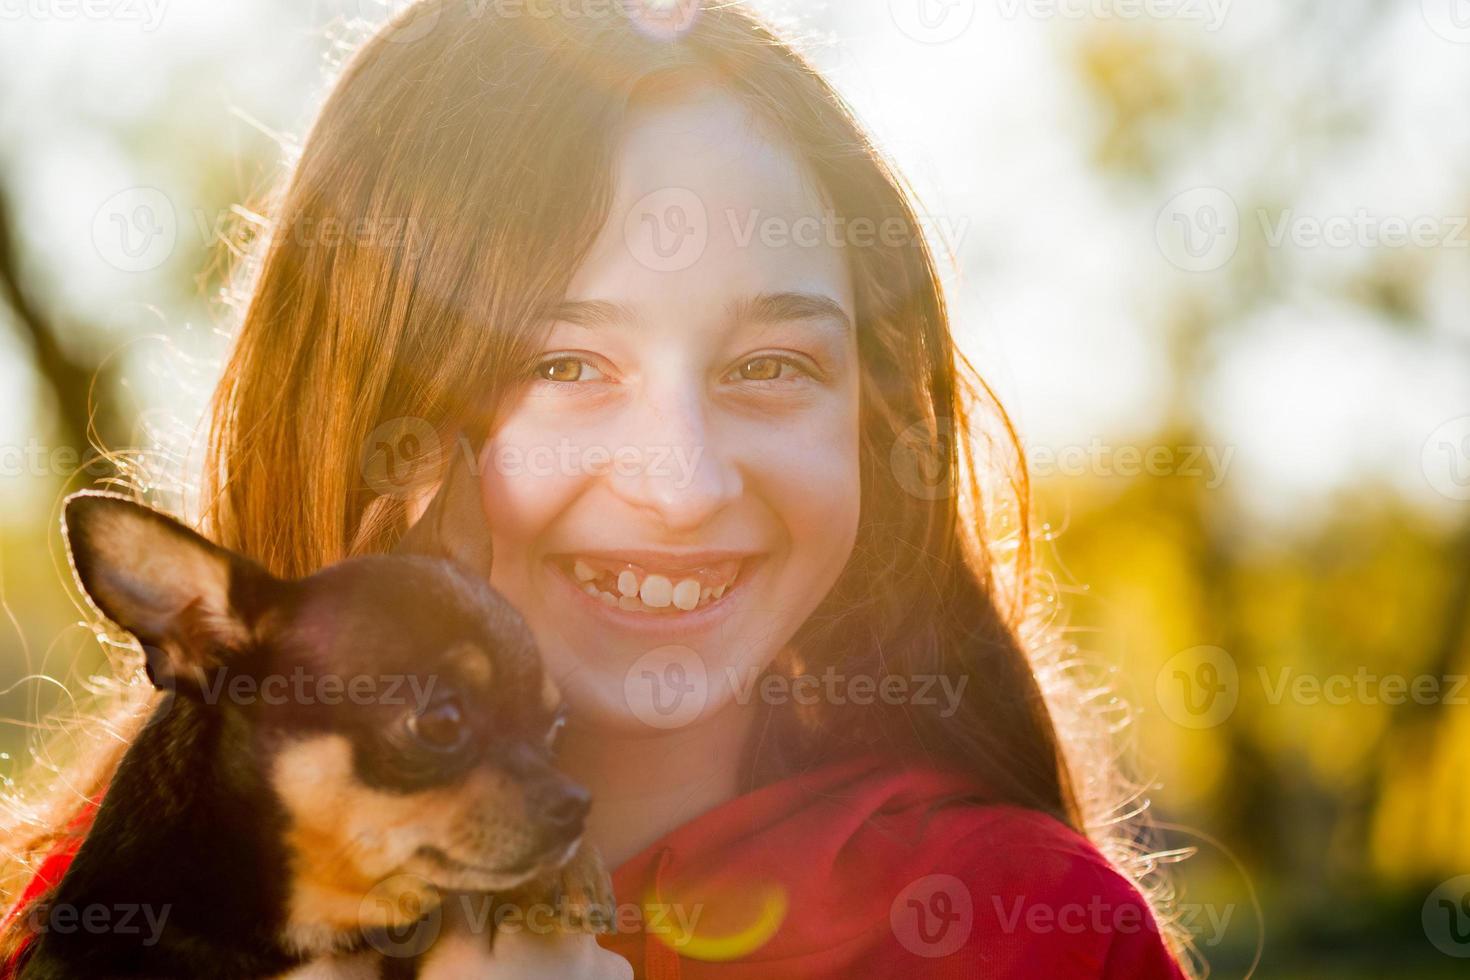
left=599, top=756, right=1187, bottom=978
left=5, top=758, right=1187, bottom=979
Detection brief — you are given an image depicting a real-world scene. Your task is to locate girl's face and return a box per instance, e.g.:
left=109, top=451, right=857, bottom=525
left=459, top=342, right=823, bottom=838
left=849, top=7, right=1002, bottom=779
left=480, top=89, right=861, bottom=733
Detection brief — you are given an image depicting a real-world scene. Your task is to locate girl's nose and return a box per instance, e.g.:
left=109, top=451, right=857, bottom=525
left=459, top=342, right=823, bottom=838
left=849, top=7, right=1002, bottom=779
left=605, top=382, right=743, bottom=534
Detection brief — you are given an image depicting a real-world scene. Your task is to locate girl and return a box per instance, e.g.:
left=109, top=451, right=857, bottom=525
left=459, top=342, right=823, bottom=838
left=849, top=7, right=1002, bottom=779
left=3, top=1, right=1190, bottom=976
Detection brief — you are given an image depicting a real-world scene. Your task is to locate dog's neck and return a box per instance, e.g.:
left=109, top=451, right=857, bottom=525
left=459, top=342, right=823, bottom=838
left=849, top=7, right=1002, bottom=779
left=29, top=696, right=303, bottom=977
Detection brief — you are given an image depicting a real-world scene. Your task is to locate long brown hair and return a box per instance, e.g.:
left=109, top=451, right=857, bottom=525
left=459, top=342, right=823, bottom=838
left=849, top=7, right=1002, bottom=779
left=4, top=0, right=1183, bottom=966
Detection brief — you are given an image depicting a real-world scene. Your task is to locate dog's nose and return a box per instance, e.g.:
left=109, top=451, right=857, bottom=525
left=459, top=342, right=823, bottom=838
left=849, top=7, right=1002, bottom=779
left=532, top=778, right=591, bottom=845
left=546, top=785, right=591, bottom=831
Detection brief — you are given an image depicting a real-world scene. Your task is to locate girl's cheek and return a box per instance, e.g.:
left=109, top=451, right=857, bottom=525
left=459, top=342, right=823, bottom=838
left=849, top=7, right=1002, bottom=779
left=738, top=401, right=862, bottom=564
left=480, top=420, right=592, bottom=558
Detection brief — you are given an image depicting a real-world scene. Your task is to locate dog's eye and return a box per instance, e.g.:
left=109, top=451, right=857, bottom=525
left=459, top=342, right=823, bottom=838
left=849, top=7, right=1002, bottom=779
left=545, top=710, right=567, bottom=749
left=409, top=699, right=468, bottom=751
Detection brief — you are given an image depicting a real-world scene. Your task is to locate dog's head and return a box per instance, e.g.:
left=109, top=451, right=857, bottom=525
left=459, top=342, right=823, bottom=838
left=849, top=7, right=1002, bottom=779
left=63, top=449, right=584, bottom=930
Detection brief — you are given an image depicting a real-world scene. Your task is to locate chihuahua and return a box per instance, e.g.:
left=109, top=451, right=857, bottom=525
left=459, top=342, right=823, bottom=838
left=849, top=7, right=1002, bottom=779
left=17, top=448, right=612, bottom=978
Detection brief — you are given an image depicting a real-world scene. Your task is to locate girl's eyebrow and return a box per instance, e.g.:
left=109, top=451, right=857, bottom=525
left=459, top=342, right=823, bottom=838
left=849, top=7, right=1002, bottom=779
left=546, top=299, right=634, bottom=329
left=728, top=292, right=853, bottom=334
left=546, top=292, right=852, bottom=334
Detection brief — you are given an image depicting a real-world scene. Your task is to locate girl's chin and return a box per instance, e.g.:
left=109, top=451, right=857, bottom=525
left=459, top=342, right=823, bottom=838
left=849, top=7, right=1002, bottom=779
left=550, top=665, right=756, bottom=737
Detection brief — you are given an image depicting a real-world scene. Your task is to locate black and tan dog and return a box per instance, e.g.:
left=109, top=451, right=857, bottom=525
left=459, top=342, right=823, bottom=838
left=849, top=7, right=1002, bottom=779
left=17, top=450, right=611, bottom=978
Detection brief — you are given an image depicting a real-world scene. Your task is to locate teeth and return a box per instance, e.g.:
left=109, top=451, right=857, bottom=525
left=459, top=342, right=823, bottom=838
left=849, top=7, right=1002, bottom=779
left=592, top=581, right=730, bottom=614
left=639, top=574, right=673, bottom=608
left=566, top=556, right=742, bottom=615
left=672, top=578, right=700, bottom=611
left=617, top=571, right=640, bottom=598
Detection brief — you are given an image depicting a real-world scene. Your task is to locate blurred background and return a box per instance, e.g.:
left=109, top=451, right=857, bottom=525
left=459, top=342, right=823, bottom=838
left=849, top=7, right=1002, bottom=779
left=1, top=0, right=1466, bottom=976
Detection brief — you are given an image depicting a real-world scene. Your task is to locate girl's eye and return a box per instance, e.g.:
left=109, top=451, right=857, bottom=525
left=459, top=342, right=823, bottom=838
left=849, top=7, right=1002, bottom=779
left=534, top=356, right=604, bottom=384
left=728, top=356, right=808, bottom=384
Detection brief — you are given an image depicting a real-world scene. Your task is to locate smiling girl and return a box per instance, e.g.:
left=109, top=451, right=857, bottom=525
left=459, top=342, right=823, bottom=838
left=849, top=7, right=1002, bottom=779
left=3, top=1, right=1189, bottom=977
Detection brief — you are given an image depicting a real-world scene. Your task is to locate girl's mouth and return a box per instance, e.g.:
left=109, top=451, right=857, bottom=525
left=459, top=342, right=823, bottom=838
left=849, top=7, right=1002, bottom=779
left=547, top=553, right=748, bottom=615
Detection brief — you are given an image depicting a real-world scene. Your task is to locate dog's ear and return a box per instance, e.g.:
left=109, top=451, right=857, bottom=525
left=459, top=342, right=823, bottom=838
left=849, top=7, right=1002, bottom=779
left=63, top=491, right=278, bottom=695
left=395, top=439, right=494, bottom=581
